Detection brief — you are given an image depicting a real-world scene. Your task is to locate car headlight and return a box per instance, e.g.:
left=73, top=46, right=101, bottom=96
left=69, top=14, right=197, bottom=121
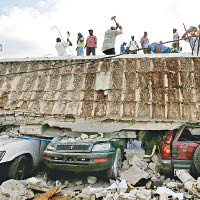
left=0, top=151, right=6, bottom=161
left=92, top=143, right=111, bottom=152
left=46, top=142, right=56, bottom=151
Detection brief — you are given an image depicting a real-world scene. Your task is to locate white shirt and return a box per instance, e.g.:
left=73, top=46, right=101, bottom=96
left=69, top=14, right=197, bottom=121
left=186, top=36, right=199, bottom=54
left=102, top=29, right=123, bottom=52
left=173, top=32, right=179, bottom=41
left=128, top=40, right=139, bottom=51
left=55, top=41, right=69, bottom=56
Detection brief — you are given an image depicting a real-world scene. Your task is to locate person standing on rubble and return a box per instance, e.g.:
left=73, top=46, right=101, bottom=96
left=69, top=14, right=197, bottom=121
left=102, top=23, right=123, bottom=55
left=85, top=29, right=97, bottom=56
left=172, top=28, right=180, bottom=51
left=140, top=31, right=149, bottom=54
left=77, top=33, right=84, bottom=56
left=182, top=26, right=199, bottom=54
left=127, top=36, right=139, bottom=54
left=55, top=37, right=72, bottom=56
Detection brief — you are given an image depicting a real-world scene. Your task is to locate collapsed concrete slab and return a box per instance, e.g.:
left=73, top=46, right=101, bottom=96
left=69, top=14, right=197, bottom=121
left=120, top=164, right=149, bottom=185
left=0, top=56, right=199, bottom=136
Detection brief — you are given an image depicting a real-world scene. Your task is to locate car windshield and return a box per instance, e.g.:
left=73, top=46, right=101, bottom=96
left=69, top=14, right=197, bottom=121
left=178, top=127, right=200, bottom=141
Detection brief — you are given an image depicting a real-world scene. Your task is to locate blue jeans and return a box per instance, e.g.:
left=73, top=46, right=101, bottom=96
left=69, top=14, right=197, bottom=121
left=77, top=47, right=84, bottom=56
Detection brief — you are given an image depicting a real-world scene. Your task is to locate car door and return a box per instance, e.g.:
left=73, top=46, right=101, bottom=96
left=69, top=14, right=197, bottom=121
left=172, top=126, right=200, bottom=160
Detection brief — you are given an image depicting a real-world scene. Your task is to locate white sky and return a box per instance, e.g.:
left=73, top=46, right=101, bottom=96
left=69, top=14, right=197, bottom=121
left=0, top=0, right=199, bottom=58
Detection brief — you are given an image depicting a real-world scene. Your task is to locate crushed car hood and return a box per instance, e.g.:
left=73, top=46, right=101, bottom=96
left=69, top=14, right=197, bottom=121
left=55, top=137, right=114, bottom=145
left=0, top=135, right=27, bottom=147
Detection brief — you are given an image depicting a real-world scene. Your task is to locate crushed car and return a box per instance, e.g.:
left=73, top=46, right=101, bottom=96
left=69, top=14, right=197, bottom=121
left=0, top=127, right=50, bottom=180
left=43, top=134, right=127, bottom=179
left=159, top=123, right=200, bottom=176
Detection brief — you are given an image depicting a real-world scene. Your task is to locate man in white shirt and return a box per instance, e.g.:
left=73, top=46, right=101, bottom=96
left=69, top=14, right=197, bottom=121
left=182, top=26, right=199, bottom=55
left=172, top=29, right=179, bottom=51
left=55, top=37, right=72, bottom=56
left=127, top=36, right=139, bottom=54
left=102, top=24, right=123, bottom=55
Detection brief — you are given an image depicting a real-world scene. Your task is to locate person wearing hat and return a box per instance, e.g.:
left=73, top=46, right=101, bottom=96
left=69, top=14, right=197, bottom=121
left=77, top=32, right=84, bottom=56
left=102, top=23, right=123, bottom=55
left=85, top=29, right=97, bottom=56
left=182, top=26, right=199, bottom=54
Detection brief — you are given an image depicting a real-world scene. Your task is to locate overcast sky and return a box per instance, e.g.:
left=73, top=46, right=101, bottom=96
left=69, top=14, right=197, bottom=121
left=0, top=0, right=199, bottom=58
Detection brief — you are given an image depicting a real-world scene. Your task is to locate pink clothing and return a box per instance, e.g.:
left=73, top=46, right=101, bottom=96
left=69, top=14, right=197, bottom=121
left=140, top=36, right=149, bottom=48
left=86, top=35, right=97, bottom=47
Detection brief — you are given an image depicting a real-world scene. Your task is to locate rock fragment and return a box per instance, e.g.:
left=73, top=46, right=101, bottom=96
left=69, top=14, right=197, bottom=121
left=75, top=180, right=83, bottom=186
left=176, top=169, right=200, bottom=198
left=166, top=181, right=180, bottom=189
left=87, top=176, right=97, bottom=184
left=136, top=188, right=151, bottom=200
left=120, top=164, right=149, bottom=186
left=0, top=179, right=34, bottom=200
left=81, top=133, right=88, bottom=140
left=89, top=134, right=98, bottom=139
left=197, top=177, right=200, bottom=192
left=122, top=160, right=131, bottom=170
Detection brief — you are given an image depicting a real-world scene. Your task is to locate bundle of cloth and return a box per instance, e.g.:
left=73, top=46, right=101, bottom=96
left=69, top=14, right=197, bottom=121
left=145, top=42, right=179, bottom=53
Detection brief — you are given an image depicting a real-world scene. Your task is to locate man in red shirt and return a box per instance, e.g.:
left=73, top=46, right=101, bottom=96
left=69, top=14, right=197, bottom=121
left=85, top=29, right=97, bottom=56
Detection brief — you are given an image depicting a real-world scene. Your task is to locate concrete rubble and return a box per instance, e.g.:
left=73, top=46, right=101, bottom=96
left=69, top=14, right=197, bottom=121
left=176, top=169, right=200, bottom=198
left=0, top=127, right=20, bottom=137
left=1, top=148, right=199, bottom=200
left=0, top=179, right=34, bottom=200
left=0, top=132, right=200, bottom=199
left=120, top=164, right=149, bottom=186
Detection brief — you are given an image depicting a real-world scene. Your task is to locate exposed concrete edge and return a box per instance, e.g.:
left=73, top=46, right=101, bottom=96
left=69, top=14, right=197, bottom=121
left=18, top=120, right=185, bottom=138
left=0, top=53, right=198, bottom=63
left=46, top=120, right=189, bottom=132
left=0, top=114, right=189, bottom=131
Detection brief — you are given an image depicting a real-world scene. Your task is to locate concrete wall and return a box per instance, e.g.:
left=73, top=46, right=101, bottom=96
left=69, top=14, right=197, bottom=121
left=0, top=55, right=200, bottom=129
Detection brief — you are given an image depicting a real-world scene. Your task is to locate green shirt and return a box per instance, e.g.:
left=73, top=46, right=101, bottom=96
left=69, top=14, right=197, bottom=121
left=77, top=37, right=84, bottom=47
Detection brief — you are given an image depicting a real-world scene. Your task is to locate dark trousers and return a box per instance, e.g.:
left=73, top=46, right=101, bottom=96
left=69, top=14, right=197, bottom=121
left=86, top=47, right=96, bottom=56
left=128, top=50, right=137, bottom=54
left=103, top=48, right=115, bottom=55
left=172, top=42, right=180, bottom=51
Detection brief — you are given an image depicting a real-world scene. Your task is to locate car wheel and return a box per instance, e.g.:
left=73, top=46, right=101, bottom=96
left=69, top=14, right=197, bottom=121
left=8, top=155, right=29, bottom=180
left=193, top=146, right=200, bottom=174
left=107, top=148, right=122, bottom=179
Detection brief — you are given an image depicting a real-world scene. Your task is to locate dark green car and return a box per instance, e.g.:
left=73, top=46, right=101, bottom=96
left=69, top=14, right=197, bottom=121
left=43, top=136, right=126, bottom=179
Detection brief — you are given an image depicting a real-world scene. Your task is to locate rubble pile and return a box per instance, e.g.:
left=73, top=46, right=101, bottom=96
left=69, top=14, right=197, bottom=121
left=0, top=127, right=20, bottom=136
left=0, top=134, right=200, bottom=199
left=0, top=127, right=21, bottom=147
left=0, top=127, right=20, bottom=140
left=0, top=151, right=200, bottom=199
left=56, top=133, right=104, bottom=143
